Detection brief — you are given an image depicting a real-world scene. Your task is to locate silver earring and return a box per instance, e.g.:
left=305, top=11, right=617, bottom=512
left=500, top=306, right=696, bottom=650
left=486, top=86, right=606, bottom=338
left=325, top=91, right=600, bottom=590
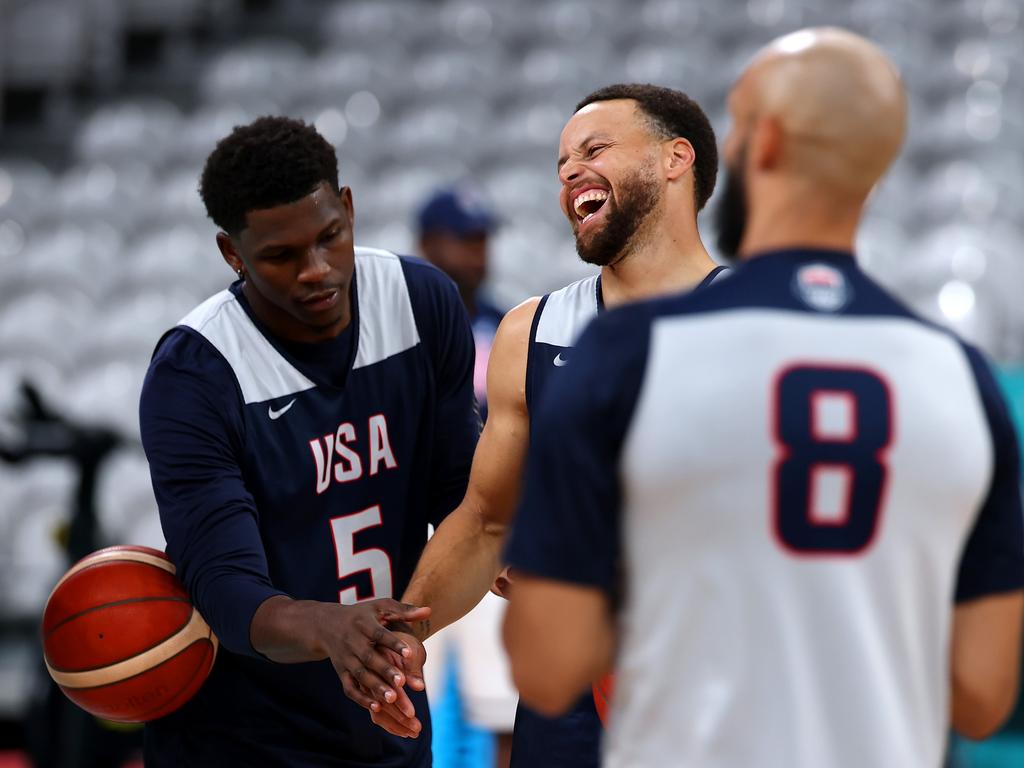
left=236, top=268, right=244, bottom=278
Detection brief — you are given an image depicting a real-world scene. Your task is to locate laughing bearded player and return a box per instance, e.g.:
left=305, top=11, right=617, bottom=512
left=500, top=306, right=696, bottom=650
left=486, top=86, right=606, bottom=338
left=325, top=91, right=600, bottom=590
left=347, top=84, right=726, bottom=767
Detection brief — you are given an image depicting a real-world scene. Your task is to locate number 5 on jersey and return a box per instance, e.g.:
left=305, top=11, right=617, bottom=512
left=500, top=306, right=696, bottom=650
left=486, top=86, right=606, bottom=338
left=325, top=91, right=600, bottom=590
left=329, top=506, right=394, bottom=604
left=773, top=365, right=893, bottom=556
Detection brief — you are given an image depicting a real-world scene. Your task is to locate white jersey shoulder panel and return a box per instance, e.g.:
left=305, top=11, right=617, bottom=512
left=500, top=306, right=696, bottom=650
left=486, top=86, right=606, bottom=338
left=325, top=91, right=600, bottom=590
left=178, top=246, right=420, bottom=403
left=178, top=290, right=316, bottom=405
left=351, top=246, right=420, bottom=370
left=534, top=274, right=600, bottom=348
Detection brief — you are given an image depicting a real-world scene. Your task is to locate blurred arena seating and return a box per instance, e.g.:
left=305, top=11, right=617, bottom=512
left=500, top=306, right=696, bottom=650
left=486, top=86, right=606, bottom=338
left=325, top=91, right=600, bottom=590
left=0, top=0, right=1023, bottom=760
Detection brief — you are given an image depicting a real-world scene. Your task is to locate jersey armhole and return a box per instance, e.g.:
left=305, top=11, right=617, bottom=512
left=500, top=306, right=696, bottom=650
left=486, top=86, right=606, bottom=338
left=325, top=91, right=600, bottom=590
left=524, top=294, right=550, bottom=417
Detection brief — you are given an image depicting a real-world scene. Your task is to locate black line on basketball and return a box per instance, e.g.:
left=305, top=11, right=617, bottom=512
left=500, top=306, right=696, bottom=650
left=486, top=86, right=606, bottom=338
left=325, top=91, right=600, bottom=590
left=44, top=595, right=191, bottom=639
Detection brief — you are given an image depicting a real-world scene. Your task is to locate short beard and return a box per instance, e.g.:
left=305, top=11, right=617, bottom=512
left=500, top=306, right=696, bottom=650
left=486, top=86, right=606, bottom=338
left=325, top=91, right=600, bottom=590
left=714, top=147, right=749, bottom=263
left=574, top=165, right=660, bottom=267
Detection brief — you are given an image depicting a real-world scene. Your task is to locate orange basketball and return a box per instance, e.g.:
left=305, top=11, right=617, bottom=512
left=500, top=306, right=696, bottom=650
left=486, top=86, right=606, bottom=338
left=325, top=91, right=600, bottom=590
left=42, top=545, right=218, bottom=723
left=593, top=673, right=615, bottom=725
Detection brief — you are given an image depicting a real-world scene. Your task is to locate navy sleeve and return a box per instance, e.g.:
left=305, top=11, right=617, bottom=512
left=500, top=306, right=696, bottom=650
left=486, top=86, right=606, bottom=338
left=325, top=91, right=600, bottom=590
left=401, top=257, right=479, bottom=526
left=955, top=344, right=1024, bottom=602
left=139, top=329, right=287, bottom=656
left=505, top=305, right=652, bottom=600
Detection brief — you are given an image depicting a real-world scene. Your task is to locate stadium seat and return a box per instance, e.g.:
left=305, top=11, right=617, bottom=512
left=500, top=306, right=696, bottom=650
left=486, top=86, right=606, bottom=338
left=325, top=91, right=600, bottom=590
left=75, top=99, right=183, bottom=165
left=0, top=0, right=86, bottom=89
left=200, top=39, right=309, bottom=111
left=96, top=448, right=162, bottom=547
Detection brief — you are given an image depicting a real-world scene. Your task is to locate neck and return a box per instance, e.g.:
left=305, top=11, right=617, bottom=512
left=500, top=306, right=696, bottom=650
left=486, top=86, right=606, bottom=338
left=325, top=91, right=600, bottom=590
left=599, top=220, right=716, bottom=309
left=740, top=180, right=864, bottom=259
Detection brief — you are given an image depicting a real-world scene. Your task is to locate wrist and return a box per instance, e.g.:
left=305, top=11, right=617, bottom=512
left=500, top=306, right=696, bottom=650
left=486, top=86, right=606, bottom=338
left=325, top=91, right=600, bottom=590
left=252, top=596, right=338, bottom=662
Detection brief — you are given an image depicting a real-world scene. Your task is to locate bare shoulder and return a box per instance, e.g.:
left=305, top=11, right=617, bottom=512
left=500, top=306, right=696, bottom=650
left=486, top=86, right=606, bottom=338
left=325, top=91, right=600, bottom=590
left=496, top=297, right=542, bottom=346
left=486, top=297, right=542, bottom=413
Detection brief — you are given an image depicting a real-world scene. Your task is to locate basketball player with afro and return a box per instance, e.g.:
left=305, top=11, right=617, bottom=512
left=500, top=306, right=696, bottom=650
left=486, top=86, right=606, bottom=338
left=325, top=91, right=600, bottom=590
left=139, top=116, right=480, bottom=766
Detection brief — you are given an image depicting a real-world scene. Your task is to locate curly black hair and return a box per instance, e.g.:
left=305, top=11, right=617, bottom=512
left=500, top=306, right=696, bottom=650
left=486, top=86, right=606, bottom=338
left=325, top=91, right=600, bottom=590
left=575, top=84, right=718, bottom=212
left=199, top=116, right=340, bottom=235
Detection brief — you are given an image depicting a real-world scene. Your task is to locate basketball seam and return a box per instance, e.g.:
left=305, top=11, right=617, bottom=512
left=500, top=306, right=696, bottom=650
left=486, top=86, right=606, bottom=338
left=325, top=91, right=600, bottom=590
left=87, top=635, right=217, bottom=723
left=130, top=632, right=217, bottom=723
left=43, top=596, right=191, bottom=643
left=46, top=609, right=214, bottom=688
left=46, top=549, right=175, bottom=603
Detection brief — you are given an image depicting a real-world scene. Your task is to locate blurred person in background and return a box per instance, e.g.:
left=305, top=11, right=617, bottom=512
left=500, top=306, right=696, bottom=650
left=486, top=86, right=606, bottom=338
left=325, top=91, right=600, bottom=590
left=356, top=83, right=725, bottom=768
left=417, top=183, right=505, bottom=421
left=139, top=116, right=480, bottom=767
left=503, top=28, right=1024, bottom=768
left=415, top=183, right=516, bottom=768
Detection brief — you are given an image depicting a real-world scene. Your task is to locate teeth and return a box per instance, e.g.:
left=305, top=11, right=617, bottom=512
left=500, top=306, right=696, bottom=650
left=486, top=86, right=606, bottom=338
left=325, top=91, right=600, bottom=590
left=573, top=189, right=609, bottom=219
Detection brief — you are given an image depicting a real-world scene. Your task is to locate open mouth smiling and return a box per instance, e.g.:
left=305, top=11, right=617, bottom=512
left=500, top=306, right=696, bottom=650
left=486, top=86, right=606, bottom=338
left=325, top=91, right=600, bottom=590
left=572, top=187, right=610, bottom=224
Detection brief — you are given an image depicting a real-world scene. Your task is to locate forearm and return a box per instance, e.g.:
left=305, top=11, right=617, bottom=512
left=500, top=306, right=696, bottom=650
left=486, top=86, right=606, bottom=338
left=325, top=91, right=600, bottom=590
left=402, top=502, right=507, bottom=640
left=250, top=595, right=336, bottom=663
left=504, top=577, right=615, bottom=716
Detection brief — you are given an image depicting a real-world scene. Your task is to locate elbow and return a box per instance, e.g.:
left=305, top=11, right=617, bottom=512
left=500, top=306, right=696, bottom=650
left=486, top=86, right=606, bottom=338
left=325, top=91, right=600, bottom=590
left=510, top=665, right=581, bottom=717
left=503, top=616, right=585, bottom=717
left=952, top=676, right=1019, bottom=741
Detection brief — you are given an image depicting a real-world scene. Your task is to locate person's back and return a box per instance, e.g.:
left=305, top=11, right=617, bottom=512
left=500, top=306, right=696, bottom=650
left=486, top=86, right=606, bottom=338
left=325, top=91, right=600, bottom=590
left=592, top=249, right=1019, bottom=766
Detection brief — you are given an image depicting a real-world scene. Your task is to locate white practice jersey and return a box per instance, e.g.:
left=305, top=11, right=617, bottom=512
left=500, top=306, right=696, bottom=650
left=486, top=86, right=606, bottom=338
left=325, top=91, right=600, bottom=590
left=507, top=250, right=1024, bottom=768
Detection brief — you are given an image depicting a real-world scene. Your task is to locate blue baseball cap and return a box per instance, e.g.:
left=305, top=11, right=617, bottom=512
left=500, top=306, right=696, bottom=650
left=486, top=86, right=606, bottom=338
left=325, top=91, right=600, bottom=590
left=416, top=183, right=500, bottom=236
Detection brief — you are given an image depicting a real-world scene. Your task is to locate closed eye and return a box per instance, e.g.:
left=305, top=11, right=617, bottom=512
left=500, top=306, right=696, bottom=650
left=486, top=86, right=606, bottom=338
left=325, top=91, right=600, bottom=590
left=586, top=144, right=607, bottom=158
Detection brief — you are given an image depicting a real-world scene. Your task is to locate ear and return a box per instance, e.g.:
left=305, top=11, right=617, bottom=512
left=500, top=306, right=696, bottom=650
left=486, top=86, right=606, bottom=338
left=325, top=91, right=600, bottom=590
left=749, top=115, right=783, bottom=172
left=664, top=137, right=696, bottom=182
left=216, top=232, right=243, bottom=274
left=339, top=185, right=355, bottom=227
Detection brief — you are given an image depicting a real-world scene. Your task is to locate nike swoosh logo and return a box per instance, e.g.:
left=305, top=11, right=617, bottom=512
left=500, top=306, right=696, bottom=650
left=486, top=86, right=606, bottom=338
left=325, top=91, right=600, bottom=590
left=268, top=399, right=297, bottom=420
left=553, top=353, right=569, bottom=367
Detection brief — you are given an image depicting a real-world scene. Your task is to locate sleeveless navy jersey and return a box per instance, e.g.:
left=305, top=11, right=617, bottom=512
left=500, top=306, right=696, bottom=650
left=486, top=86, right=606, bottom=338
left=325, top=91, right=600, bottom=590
left=139, top=247, right=479, bottom=767
left=513, top=266, right=726, bottom=768
left=507, top=250, right=1024, bottom=768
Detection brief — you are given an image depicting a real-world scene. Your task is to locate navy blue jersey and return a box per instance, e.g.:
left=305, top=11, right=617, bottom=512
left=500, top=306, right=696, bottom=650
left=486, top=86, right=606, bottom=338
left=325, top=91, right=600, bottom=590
left=512, top=266, right=726, bottom=768
left=139, top=247, right=479, bottom=767
left=506, top=250, right=1024, bottom=768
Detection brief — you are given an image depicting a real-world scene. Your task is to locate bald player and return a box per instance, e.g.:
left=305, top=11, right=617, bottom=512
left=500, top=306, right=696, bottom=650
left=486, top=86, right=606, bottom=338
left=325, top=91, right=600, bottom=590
left=503, top=28, right=1024, bottom=768
left=346, top=84, right=724, bottom=765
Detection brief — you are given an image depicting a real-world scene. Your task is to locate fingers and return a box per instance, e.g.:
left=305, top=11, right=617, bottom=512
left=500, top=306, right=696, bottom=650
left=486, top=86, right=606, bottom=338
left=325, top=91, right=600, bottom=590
left=491, top=577, right=510, bottom=599
left=344, top=663, right=423, bottom=739
left=368, top=651, right=419, bottom=720
left=366, top=621, right=414, bottom=660
left=340, top=669, right=380, bottom=712
left=370, top=704, right=423, bottom=739
left=333, top=601, right=431, bottom=711
left=395, top=643, right=426, bottom=692
left=346, top=672, right=422, bottom=739
left=373, top=599, right=432, bottom=624
left=491, top=566, right=514, bottom=599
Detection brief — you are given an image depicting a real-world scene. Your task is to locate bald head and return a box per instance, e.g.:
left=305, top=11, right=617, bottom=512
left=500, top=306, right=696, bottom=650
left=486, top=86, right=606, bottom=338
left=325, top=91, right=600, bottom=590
left=733, top=27, right=907, bottom=195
